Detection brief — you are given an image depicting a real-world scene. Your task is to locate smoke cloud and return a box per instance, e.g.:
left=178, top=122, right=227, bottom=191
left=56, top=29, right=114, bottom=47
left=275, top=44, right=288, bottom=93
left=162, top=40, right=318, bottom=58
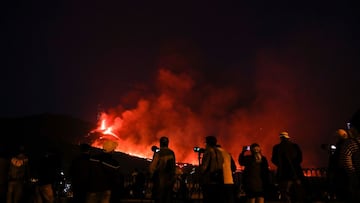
left=91, top=29, right=359, bottom=169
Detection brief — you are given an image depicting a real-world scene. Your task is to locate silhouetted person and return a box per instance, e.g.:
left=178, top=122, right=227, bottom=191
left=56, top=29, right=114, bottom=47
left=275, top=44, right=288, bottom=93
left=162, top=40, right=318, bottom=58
left=199, top=136, right=224, bottom=203
left=34, top=149, right=62, bottom=203
left=69, top=143, right=92, bottom=203
left=339, top=109, right=360, bottom=202
left=217, top=145, right=236, bottom=203
left=327, top=128, right=348, bottom=201
left=149, top=136, right=176, bottom=203
left=86, top=140, right=121, bottom=203
left=7, top=145, right=30, bottom=203
left=271, top=131, right=304, bottom=203
left=239, top=143, right=270, bottom=203
left=130, top=168, right=146, bottom=198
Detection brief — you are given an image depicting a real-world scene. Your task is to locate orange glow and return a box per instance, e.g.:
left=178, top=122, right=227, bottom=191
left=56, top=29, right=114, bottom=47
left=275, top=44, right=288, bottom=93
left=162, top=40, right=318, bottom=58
left=91, top=113, right=200, bottom=165
left=88, top=67, right=331, bottom=169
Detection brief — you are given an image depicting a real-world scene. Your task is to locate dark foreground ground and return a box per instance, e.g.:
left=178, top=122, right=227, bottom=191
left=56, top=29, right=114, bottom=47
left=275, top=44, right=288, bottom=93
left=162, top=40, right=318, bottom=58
left=55, top=198, right=344, bottom=203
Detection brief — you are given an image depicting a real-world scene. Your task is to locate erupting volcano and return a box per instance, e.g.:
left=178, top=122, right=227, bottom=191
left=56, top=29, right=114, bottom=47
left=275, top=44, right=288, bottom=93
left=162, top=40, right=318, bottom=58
left=87, top=65, right=334, bottom=169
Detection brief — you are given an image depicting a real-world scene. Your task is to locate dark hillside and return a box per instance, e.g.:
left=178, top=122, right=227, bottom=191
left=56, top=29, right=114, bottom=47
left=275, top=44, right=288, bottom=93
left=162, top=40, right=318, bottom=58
left=0, top=114, right=151, bottom=175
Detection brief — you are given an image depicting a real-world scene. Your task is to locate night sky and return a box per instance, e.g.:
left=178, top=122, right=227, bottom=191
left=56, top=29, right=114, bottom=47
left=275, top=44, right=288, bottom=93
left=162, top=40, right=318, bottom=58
left=2, top=1, right=360, bottom=167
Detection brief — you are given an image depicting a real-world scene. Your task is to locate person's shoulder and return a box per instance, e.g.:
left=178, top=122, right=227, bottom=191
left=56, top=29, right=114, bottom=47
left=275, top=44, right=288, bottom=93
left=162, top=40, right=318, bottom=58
left=242, top=154, right=252, bottom=159
left=343, top=137, right=359, bottom=146
left=161, top=147, right=175, bottom=153
left=103, top=158, right=120, bottom=169
left=292, top=142, right=300, bottom=146
left=272, top=143, right=280, bottom=149
left=89, top=153, right=102, bottom=162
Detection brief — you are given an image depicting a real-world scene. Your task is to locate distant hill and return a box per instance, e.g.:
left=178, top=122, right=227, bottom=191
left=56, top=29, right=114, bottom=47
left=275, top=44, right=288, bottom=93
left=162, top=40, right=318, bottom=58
left=0, top=113, right=93, bottom=147
left=0, top=114, right=151, bottom=175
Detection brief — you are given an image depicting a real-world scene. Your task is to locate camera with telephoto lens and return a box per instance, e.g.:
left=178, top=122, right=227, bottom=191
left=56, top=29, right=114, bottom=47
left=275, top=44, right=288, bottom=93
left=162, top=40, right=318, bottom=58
left=193, top=146, right=205, bottom=153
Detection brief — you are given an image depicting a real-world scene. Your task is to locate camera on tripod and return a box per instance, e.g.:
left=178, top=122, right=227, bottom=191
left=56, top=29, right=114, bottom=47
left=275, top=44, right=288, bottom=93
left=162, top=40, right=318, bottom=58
left=193, top=146, right=205, bottom=153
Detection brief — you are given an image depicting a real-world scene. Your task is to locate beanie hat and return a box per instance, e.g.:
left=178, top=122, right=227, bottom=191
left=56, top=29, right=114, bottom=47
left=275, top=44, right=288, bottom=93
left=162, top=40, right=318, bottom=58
left=103, top=140, right=118, bottom=153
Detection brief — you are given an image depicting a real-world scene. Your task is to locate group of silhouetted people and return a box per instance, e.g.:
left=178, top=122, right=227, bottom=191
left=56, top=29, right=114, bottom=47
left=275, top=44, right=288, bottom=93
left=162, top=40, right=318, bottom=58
left=148, top=135, right=237, bottom=203
left=146, top=108, right=360, bottom=203
left=1, top=109, right=360, bottom=203
left=148, top=132, right=303, bottom=203
left=0, top=144, right=62, bottom=203
left=326, top=109, right=360, bottom=203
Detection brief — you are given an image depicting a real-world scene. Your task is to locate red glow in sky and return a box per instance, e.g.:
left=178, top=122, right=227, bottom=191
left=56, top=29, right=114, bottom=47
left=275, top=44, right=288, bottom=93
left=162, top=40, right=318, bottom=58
left=90, top=56, right=339, bottom=169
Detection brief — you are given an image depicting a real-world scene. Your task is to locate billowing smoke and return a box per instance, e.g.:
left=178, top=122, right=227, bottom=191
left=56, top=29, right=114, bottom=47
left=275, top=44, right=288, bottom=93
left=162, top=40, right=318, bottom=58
left=92, top=62, right=326, bottom=168
left=91, top=32, right=357, bottom=169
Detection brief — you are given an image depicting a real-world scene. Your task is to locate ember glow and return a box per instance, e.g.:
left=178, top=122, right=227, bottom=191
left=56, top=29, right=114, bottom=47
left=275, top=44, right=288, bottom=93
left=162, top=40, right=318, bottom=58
left=91, top=114, right=158, bottom=159
left=99, top=120, right=120, bottom=139
left=89, top=65, right=334, bottom=168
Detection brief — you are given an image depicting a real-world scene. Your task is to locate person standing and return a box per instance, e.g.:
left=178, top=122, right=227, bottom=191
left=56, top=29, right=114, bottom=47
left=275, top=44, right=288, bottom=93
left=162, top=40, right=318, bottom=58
left=86, top=140, right=121, bottom=203
left=339, top=109, right=360, bottom=202
left=217, top=145, right=236, bottom=203
left=198, top=136, right=224, bottom=203
left=326, top=128, right=348, bottom=201
left=7, top=145, right=30, bottom=203
left=239, top=143, right=270, bottom=203
left=271, top=131, right=305, bottom=203
left=69, top=143, right=92, bottom=203
left=34, top=149, right=62, bottom=203
left=149, top=136, right=176, bottom=203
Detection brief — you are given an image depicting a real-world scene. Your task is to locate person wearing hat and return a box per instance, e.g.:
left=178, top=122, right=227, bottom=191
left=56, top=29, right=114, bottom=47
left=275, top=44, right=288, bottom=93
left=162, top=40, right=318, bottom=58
left=149, top=136, right=176, bottom=203
left=86, top=140, right=121, bottom=203
left=69, top=143, right=92, bottom=203
left=339, top=109, right=360, bottom=202
left=6, top=145, right=30, bottom=203
left=271, top=131, right=305, bottom=203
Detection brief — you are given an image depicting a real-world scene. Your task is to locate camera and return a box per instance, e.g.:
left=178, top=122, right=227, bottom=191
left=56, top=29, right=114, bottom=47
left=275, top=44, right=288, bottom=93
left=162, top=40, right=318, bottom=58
left=151, top=146, right=160, bottom=153
left=193, top=146, right=205, bottom=153
left=347, top=122, right=351, bottom=130
left=243, top=145, right=250, bottom=151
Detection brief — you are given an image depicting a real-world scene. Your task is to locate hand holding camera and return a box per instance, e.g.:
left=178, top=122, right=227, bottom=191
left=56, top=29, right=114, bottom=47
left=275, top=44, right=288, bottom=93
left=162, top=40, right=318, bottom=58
left=242, top=145, right=250, bottom=152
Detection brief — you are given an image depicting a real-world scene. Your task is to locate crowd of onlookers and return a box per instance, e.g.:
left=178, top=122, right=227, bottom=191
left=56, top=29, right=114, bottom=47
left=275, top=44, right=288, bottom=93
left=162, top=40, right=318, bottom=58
left=0, top=144, right=62, bottom=203
left=144, top=108, right=360, bottom=203
left=1, top=108, right=359, bottom=203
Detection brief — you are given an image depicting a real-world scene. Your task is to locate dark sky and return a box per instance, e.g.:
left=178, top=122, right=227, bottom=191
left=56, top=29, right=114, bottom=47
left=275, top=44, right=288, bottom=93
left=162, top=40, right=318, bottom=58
left=2, top=1, right=360, bottom=167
